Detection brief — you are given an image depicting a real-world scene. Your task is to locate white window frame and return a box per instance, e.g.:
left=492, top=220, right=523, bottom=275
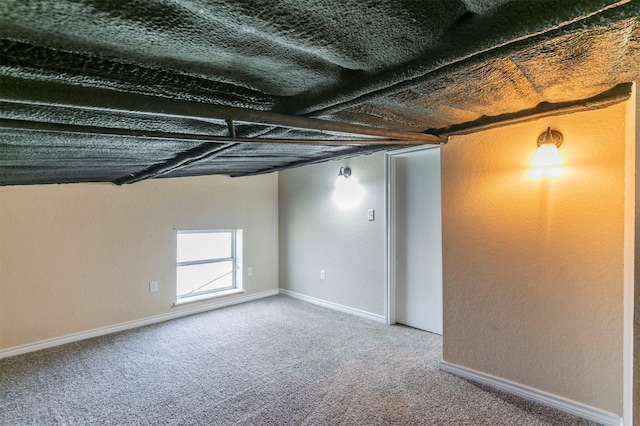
left=175, top=229, right=243, bottom=305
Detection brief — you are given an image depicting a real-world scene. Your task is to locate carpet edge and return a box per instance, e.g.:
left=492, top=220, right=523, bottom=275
left=279, top=288, right=386, bottom=323
left=439, top=360, right=622, bottom=426
left=0, top=289, right=280, bottom=359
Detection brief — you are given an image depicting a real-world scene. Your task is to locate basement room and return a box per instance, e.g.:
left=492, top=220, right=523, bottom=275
left=1, top=1, right=639, bottom=425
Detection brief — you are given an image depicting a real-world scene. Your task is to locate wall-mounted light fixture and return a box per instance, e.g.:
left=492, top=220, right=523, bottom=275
left=532, top=127, right=563, bottom=167
left=338, top=166, right=352, bottom=179
left=333, top=166, right=364, bottom=210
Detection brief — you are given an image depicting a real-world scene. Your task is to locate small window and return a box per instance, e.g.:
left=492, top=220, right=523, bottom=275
left=176, top=229, right=243, bottom=304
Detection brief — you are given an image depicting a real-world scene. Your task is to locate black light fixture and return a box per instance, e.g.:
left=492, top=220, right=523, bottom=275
left=338, top=166, right=352, bottom=178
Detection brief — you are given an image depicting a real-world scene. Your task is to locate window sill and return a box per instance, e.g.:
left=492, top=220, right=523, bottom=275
left=174, top=288, right=245, bottom=307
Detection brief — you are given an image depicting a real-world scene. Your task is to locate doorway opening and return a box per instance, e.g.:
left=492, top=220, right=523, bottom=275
left=386, top=146, right=442, bottom=334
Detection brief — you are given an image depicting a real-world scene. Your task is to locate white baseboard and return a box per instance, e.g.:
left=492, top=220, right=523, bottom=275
left=279, top=288, right=385, bottom=323
left=0, top=289, right=279, bottom=360
left=439, top=360, right=622, bottom=426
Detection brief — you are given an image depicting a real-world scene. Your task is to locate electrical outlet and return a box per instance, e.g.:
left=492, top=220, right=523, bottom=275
left=320, top=270, right=326, bottom=280
left=247, top=267, right=253, bottom=276
left=149, top=281, right=158, bottom=292
left=367, top=209, right=375, bottom=221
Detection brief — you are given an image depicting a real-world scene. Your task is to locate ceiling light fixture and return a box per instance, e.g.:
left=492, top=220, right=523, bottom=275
left=532, top=127, right=563, bottom=167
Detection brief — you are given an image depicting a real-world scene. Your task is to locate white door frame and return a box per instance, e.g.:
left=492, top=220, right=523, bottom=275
left=385, top=144, right=442, bottom=325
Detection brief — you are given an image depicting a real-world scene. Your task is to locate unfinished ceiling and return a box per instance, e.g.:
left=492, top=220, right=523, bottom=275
left=1, top=0, right=639, bottom=185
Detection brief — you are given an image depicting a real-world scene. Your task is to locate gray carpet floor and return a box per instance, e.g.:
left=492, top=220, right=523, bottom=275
left=1, top=295, right=598, bottom=425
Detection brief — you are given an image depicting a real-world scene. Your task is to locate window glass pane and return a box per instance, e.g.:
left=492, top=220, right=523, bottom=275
left=177, top=261, right=234, bottom=297
left=177, top=232, right=232, bottom=262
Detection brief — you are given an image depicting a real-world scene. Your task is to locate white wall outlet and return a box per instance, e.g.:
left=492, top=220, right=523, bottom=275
left=247, top=267, right=253, bottom=276
left=320, top=269, right=326, bottom=280
left=149, top=281, right=158, bottom=292
left=367, top=209, right=375, bottom=221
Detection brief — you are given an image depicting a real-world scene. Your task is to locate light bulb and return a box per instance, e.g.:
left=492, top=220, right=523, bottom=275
left=333, top=175, right=365, bottom=209
left=532, top=143, right=563, bottom=167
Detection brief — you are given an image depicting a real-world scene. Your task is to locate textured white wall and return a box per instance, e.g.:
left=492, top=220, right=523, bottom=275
left=441, top=102, right=628, bottom=414
left=279, top=152, right=386, bottom=316
left=0, top=174, right=279, bottom=350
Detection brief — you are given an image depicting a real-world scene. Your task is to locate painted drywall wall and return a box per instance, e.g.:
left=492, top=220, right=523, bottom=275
left=634, top=84, right=639, bottom=424
left=279, top=152, right=386, bottom=317
left=441, top=102, right=628, bottom=414
left=0, top=174, right=279, bottom=350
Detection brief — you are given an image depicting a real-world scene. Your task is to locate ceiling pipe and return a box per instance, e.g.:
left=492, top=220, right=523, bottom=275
left=437, top=83, right=632, bottom=137
left=0, top=118, right=427, bottom=146
left=231, top=144, right=391, bottom=178
left=226, top=119, right=236, bottom=138
left=0, top=77, right=443, bottom=144
left=112, top=142, right=240, bottom=185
